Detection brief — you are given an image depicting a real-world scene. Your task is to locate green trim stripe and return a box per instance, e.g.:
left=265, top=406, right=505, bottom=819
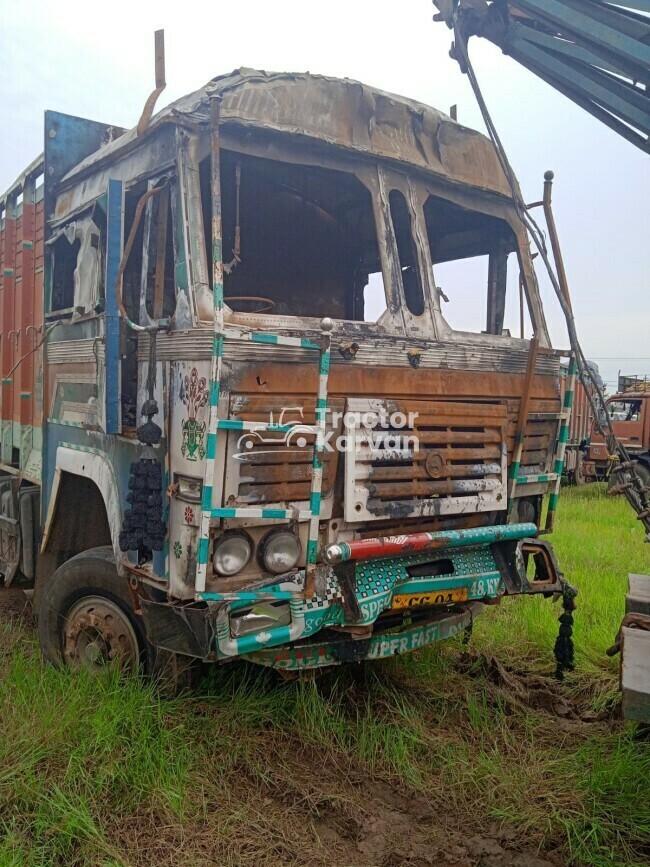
left=47, top=418, right=93, bottom=429
left=515, top=473, right=557, bottom=484
left=197, top=537, right=209, bottom=565
left=251, top=333, right=279, bottom=344
left=320, top=353, right=331, bottom=376
left=202, top=485, right=213, bottom=510
left=306, top=538, right=318, bottom=563
left=199, top=590, right=296, bottom=602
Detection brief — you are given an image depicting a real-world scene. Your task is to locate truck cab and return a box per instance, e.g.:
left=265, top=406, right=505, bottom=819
left=0, top=69, right=573, bottom=678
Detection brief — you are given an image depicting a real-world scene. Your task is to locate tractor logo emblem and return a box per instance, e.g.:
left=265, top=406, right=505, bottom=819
left=180, top=367, right=209, bottom=461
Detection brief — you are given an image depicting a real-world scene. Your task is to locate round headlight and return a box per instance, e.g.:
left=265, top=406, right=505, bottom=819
left=260, top=530, right=301, bottom=574
left=213, top=533, right=252, bottom=576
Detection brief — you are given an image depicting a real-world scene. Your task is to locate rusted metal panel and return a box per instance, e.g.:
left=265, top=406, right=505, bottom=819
left=1, top=197, right=17, bottom=465
left=568, top=375, right=592, bottom=444
left=216, top=362, right=560, bottom=533
left=139, top=328, right=562, bottom=375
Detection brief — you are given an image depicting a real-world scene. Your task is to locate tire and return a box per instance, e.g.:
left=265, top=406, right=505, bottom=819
left=608, top=461, right=650, bottom=493
left=38, top=547, right=202, bottom=693
left=574, top=453, right=586, bottom=487
left=38, top=547, right=149, bottom=674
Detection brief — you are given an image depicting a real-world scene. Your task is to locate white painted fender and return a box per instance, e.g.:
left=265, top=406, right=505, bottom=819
left=41, top=445, right=125, bottom=569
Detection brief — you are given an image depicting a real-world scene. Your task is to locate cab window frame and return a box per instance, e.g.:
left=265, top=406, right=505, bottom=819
left=419, top=180, right=548, bottom=345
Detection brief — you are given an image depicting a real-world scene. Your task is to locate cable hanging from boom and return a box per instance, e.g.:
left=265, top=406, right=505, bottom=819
left=445, top=15, right=650, bottom=539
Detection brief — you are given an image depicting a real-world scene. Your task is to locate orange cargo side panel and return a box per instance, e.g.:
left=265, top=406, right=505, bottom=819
left=0, top=160, right=44, bottom=481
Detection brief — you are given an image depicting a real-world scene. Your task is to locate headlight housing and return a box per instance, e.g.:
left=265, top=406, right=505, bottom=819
left=260, top=530, right=301, bottom=574
left=213, top=532, right=252, bottom=576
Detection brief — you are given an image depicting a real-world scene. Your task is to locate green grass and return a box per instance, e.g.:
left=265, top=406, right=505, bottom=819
left=0, top=486, right=649, bottom=866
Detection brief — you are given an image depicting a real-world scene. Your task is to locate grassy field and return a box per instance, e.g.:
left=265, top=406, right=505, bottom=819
left=1, top=486, right=649, bottom=866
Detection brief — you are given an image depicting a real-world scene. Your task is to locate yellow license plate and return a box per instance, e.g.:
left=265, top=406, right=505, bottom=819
left=391, top=588, right=468, bottom=610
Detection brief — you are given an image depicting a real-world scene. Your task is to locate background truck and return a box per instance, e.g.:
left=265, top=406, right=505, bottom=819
left=584, top=376, right=650, bottom=488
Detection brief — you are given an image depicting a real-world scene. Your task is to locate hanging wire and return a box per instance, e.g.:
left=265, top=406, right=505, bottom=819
left=449, top=19, right=650, bottom=538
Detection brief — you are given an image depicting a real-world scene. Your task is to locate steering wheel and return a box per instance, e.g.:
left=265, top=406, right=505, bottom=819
left=225, top=295, right=276, bottom=314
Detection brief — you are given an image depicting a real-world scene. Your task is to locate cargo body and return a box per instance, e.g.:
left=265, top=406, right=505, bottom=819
left=0, top=70, right=572, bottom=675
left=563, top=364, right=596, bottom=485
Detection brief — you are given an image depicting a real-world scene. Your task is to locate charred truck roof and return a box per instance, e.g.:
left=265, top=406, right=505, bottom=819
left=59, top=68, right=513, bottom=199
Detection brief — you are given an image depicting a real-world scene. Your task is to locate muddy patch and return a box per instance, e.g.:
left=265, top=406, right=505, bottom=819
left=457, top=650, right=617, bottom=725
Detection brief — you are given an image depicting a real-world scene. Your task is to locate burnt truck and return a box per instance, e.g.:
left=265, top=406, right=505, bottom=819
left=0, top=69, right=577, bottom=681
left=584, top=376, right=650, bottom=489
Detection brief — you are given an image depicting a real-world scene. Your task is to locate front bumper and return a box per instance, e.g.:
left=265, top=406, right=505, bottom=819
left=140, top=522, right=565, bottom=668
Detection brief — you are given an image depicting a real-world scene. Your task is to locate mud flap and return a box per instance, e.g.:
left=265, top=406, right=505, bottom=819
left=140, top=597, right=217, bottom=659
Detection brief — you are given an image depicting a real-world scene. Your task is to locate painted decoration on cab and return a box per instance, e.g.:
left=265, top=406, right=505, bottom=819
left=180, top=367, right=209, bottom=461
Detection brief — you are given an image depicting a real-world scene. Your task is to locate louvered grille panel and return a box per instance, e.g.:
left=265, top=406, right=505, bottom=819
left=224, top=395, right=345, bottom=506
left=344, top=398, right=508, bottom=522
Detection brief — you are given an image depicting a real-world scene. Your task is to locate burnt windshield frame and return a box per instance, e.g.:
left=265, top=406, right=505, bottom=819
left=423, top=190, right=543, bottom=341
left=388, top=188, right=426, bottom=317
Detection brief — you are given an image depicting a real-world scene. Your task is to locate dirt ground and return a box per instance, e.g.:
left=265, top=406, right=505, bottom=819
left=0, top=585, right=575, bottom=867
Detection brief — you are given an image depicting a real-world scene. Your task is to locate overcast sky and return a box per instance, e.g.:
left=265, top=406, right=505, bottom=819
left=2, top=0, right=648, bottom=390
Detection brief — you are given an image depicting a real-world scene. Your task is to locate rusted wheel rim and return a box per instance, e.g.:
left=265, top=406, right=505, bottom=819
left=63, top=596, right=139, bottom=673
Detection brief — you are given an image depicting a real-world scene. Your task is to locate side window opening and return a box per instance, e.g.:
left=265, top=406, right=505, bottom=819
left=114, top=179, right=177, bottom=430
left=424, top=194, right=525, bottom=337
left=608, top=400, right=642, bottom=422
left=142, top=184, right=175, bottom=322
left=198, top=151, right=386, bottom=322
left=48, top=202, right=105, bottom=315
left=51, top=234, right=80, bottom=311
left=388, top=189, right=425, bottom=316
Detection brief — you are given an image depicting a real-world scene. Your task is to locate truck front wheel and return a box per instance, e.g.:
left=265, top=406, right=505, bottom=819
left=38, top=549, right=147, bottom=674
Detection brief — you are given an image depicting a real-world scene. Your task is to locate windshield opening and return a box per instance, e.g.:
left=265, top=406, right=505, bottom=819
left=607, top=399, right=642, bottom=422
left=198, top=151, right=386, bottom=322
left=424, top=194, right=527, bottom=337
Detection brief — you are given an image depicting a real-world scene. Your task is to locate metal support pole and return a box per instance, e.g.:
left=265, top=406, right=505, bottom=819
left=303, top=317, right=333, bottom=600
left=542, top=171, right=573, bottom=313
left=196, top=94, right=224, bottom=595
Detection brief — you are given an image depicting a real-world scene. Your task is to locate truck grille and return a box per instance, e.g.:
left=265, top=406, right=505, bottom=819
left=223, top=395, right=344, bottom=507
left=344, top=398, right=508, bottom=522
